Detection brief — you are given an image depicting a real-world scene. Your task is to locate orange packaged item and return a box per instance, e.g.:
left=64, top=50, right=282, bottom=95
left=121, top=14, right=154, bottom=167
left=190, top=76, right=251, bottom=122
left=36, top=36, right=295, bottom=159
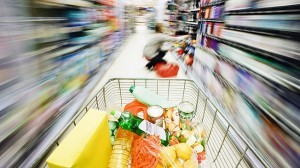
left=131, top=135, right=161, bottom=168
left=124, top=99, right=148, bottom=120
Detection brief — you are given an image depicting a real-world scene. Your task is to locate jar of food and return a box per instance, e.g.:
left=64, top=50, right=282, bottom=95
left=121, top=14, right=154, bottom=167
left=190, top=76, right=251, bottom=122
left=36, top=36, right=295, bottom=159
left=178, top=101, right=195, bottom=120
left=147, top=106, right=164, bottom=127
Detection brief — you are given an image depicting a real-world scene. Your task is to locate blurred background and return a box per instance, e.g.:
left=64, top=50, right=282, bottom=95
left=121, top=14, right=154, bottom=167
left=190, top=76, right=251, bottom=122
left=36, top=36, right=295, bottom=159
left=0, top=0, right=299, bottom=167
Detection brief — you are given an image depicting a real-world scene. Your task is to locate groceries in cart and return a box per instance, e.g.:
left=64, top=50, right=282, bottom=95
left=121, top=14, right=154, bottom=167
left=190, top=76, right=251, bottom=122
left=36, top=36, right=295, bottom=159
left=108, top=85, right=208, bottom=168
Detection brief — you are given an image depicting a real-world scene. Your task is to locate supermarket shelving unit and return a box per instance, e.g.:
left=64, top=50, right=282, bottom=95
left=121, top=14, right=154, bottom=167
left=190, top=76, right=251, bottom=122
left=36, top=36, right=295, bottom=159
left=0, top=0, right=132, bottom=167
left=173, top=0, right=300, bottom=167
left=164, top=1, right=180, bottom=35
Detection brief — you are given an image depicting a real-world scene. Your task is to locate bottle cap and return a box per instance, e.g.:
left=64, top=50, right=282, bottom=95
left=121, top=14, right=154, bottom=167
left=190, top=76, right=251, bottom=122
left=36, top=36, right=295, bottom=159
left=111, top=110, right=121, bottom=119
left=129, top=85, right=135, bottom=93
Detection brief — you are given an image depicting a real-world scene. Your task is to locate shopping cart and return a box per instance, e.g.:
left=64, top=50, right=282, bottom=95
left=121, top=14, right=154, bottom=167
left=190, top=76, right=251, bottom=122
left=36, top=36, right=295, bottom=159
left=47, top=78, right=269, bottom=168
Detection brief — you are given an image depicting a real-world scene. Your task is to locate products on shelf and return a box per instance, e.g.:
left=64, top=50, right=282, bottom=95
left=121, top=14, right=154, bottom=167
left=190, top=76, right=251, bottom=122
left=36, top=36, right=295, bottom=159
left=173, top=0, right=300, bottom=167
left=0, top=1, right=134, bottom=166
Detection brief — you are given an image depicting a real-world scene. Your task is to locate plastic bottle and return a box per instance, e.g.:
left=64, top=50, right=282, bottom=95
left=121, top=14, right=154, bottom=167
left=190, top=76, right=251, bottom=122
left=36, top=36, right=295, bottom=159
left=111, top=110, right=170, bottom=146
left=108, top=128, right=134, bottom=168
left=129, top=85, right=173, bottom=108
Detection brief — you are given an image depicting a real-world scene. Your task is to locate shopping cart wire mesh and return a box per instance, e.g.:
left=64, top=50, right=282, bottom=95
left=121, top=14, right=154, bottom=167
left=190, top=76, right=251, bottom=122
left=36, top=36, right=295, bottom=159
left=45, top=78, right=270, bottom=168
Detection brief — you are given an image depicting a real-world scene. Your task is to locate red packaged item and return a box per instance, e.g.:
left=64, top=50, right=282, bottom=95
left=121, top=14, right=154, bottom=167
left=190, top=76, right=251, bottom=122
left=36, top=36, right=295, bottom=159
left=154, top=63, right=179, bottom=78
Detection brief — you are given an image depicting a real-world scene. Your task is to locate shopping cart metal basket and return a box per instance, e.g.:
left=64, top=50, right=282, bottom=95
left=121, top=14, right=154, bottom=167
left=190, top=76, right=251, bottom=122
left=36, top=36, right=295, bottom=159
left=45, top=78, right=269, bottom=168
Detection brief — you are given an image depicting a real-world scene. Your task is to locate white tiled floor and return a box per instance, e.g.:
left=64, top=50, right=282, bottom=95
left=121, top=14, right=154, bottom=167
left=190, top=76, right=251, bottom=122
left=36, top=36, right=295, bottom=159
left=90, top=24, right=188, bottom=96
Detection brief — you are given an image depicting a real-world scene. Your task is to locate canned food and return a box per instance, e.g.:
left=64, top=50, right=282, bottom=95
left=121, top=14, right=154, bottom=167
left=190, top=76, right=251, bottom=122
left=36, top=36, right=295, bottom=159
left=147, top=106, right=164, bottom=127
left=178, top=101, right=195, bottom=120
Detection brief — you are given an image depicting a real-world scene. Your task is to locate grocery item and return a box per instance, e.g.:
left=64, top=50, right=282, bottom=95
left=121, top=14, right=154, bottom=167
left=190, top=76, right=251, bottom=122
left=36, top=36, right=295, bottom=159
left=183, top=159, right=197, bottom=168
left=178, top=101, right=195, bottom=120
left=173, top=159, right=183, bottom=168
left=47, top=109, right=111, bottom=168
left=129, top=85, right=173, bottom=108
left=164, top=107, right=180, bottom=132
left=174, top=143, right=193, bottom=160
left=174, top=121, right=207, bottom=164
left=124, top=99, right=149, bottom=120
left=169, top=135, right=180, bottom=146
left=131, top=135, right=161, bottom=168
left=159, top=143, right=198, bottom=168
left=160, top=147, right=177, bottom=167
left=108, top=120, right=118, bottom=144
left=154, top=63, right=180, bottom=78
left=111, top=110, right=170, bottom=146
left=108, top=128, right=134, bottom=168
left=148, top=105, right=164, bottom=127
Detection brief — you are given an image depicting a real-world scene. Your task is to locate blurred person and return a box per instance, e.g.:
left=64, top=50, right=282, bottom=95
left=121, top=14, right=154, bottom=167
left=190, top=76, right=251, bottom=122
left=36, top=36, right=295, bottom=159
left=143, top=23, right=190, bottom=70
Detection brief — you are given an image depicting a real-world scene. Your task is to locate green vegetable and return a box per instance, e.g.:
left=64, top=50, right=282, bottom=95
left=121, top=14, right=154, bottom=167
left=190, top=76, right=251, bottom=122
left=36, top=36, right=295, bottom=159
left=109, top=121, right=118, bottom=130
left=201, top=140, right=206, bottom=150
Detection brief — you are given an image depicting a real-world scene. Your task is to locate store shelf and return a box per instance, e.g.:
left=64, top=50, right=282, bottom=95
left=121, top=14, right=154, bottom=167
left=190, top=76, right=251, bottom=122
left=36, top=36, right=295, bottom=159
left=185, top=21, right=198, bottom=25
left=201, top=33, right=222, bottom=41
left=165, top=12, right=177, bottom=15
left=188, top=8, right=200, bottom=12
left=181, top=0, right=300, bottom=167
left=172, top=51, right=270, bottom=168
left=167, top=2, right=179, bottom=7
left=0, top=1, right=133, bottom=167
left=200, top=18, right=224, bottom=23
left=225, top=25, right=300, bottom=40
left=17, top=36, right=125, bottom=167
left=199, top=44, right=300, bottom=93
left=96, top=0, right=115, bottom=6
left=0, top=17, right=66, bottom=23
left=194, top=54, right=299, bottom=136
left=165, top=20, right=177, bottom=22
left=201, top=33, right=300, bottom=71
left=200, top=0, right=225, bottom=8
left=178, top=10, right=189, bottom=13
left=35, top=0, right=93, bottom=8
left=225, top=4, right=300, bottom=14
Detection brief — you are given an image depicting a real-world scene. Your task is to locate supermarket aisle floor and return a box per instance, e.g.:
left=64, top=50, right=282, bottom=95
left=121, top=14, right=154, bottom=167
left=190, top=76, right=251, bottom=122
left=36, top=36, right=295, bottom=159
left=90, top=25, right=188, bottom=96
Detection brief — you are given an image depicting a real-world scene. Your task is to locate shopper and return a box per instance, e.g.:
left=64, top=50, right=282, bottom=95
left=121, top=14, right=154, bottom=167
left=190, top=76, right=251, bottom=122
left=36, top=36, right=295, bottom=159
left=143, top=23, right=190, bottom=70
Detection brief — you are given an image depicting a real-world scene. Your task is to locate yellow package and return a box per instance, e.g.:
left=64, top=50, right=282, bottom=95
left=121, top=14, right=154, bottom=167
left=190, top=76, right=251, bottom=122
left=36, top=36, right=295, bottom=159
left=47, top=109, right=112, bottom=168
